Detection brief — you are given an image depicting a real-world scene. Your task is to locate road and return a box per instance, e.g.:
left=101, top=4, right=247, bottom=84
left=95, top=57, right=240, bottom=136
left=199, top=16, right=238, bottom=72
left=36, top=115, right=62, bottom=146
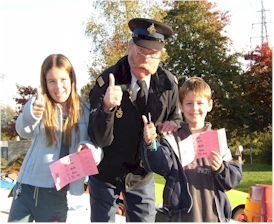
left=1, top=188, right=241, bottom=223
left=0, top=190, right=125, bottom=223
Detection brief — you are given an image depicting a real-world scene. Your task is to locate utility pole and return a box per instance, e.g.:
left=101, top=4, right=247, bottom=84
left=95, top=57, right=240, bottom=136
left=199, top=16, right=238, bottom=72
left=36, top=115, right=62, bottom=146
left=250, top=0, right=272, bottom=47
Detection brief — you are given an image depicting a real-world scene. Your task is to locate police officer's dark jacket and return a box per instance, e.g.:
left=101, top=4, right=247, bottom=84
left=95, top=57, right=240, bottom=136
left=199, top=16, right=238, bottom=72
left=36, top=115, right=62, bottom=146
left=88, top=55, right=182, bottom=191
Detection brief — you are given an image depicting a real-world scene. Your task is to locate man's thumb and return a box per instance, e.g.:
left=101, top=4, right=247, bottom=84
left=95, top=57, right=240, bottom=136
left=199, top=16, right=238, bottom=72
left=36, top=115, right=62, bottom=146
left=109, top=73, right=115, bottom=87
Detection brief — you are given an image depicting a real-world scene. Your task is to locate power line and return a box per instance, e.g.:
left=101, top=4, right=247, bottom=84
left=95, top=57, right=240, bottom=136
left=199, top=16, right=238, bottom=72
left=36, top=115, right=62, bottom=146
left=250, top=0, right=272, bottom=47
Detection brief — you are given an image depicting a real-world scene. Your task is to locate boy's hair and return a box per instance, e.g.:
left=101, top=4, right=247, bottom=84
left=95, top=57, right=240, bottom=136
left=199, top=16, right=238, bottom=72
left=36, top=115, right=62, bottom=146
left=179, top=77, right=212, bottom=102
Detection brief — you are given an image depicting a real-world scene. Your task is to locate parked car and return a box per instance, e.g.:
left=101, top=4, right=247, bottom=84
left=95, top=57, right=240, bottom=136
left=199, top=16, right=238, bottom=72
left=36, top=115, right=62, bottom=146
left=226, top=189, right=247, bottom=221
left=154, top=183, right=247, bottom=222
left=243, top=184, right=272, bottom=222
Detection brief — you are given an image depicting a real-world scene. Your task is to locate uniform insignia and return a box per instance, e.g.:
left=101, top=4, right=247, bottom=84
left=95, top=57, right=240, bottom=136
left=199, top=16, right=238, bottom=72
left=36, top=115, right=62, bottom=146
left=147, top=23, right=156, bottom=34
left=173, top=76, right=178, bottom=85
left=116, top=107, right=123, bottom=118
left=97, top=76, right=105, bottom=87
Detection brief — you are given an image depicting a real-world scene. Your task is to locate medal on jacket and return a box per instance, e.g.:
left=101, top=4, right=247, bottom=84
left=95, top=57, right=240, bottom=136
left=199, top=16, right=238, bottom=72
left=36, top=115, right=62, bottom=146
left=116, top=107, right=123, bottom=118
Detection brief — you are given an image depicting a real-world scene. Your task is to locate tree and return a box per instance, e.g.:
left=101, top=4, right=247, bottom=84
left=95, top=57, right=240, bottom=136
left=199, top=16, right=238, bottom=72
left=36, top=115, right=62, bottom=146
left=83, top=0, right=168, bottom=93
left=14, top=84, right=36, bottom=115
left=82, top=0, right=270, bottom=144
left=1, top=84, right=36, bottom=140
left=239, top=42, right=272, bottom=132
left=80, top=82, right=94, bottom=103
left=1, top=104, right=16, bottom=140
left=162, top=1, right=244, bottom=136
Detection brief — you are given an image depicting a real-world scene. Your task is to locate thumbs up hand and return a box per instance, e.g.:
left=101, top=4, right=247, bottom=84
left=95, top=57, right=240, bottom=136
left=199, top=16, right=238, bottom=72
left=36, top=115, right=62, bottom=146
left=142, top=115, right=157, bottom=146
left=103, top=73, right=123, bottom=112
left=32, top=87, right=45, bottom=118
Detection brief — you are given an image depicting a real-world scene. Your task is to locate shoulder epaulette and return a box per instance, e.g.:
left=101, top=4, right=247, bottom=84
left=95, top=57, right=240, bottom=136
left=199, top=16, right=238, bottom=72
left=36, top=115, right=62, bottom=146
left=97, top=76, right=105, bottom=87
left=173, top=75, right=178, bottom=85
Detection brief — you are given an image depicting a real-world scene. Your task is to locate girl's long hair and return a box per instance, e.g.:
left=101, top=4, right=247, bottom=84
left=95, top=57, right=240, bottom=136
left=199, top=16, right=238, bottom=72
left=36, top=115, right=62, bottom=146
left=40, top=54, right=80, bottom=147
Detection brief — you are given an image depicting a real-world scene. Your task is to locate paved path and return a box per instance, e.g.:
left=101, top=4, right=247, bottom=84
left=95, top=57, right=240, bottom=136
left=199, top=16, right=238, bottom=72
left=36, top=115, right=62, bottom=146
left=0, top=190, right=125, bottom=223
left=1, top=188, right=239, bottom=223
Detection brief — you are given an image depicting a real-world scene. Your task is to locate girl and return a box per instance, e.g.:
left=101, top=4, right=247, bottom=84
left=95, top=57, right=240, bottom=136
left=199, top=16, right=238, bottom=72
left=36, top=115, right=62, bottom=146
left=8, top=54, right=103, bottom=222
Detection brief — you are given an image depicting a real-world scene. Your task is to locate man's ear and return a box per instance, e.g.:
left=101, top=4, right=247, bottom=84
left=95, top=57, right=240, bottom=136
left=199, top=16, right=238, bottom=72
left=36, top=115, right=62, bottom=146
left=208, top=99, right=213, bottom=112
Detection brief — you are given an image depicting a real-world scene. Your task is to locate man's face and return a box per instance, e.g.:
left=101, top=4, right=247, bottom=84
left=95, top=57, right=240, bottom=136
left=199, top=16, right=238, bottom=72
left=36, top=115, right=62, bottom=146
left=128, top=43, right=162, bottom=79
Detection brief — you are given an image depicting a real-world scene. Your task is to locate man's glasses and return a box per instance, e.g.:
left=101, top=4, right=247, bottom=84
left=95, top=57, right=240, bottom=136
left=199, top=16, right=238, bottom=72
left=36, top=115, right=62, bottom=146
left=133, top=44, right=161, bottom=60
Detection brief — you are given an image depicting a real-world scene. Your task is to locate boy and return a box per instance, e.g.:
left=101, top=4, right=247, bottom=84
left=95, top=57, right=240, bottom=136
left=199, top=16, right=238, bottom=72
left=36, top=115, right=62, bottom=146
left=140, top=77, right=242, bottom=222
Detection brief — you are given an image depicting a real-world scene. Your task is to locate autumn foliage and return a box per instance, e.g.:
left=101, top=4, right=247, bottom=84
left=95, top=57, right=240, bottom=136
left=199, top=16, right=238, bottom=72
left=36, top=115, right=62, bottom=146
left=1, top=84, right=35, bottom=140
left=243, top=42, right=272, bottom=108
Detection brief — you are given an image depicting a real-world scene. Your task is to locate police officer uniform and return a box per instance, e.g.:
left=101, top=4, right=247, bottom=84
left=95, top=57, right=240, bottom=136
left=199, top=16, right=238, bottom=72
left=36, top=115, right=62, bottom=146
left=88, top=18, right=182, bottom=222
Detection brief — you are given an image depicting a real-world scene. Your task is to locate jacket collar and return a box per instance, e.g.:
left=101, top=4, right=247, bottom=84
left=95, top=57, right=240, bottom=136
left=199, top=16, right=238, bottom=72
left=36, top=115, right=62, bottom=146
left=180, top=121, right=212, bottom=133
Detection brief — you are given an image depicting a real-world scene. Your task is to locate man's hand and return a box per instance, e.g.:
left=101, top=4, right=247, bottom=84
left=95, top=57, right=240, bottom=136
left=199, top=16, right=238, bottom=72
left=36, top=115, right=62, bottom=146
left=32, top=87, right=45, bottom=118
left=157, top=120, right=178, bottom=136
left=103, top=73, right=123, bottom=112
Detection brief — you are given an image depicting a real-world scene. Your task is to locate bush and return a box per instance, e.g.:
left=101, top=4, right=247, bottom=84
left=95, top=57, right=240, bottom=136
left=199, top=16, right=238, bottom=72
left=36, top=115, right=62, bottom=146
left=228, top=125, right=272, bottom=164
left=1, top=154, right=25, bottom=175
left=259, top=135, right=272, bottom=165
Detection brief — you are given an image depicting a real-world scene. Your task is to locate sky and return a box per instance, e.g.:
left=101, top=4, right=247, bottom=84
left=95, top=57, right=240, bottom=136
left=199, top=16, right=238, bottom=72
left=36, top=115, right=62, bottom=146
left=0, top=0, right=273, bottom=109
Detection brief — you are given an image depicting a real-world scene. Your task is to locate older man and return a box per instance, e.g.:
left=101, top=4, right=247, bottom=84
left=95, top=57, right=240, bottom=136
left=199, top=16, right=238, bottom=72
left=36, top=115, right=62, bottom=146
left=88, top=18, right=182, bottom=222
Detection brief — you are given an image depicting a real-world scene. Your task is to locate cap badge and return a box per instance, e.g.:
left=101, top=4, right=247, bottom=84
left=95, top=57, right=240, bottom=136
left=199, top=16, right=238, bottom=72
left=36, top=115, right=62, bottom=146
left=147, top=23, right=156, bottom=34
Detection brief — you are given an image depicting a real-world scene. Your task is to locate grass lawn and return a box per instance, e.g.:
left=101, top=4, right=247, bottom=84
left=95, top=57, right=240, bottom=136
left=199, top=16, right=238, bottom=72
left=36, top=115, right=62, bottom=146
left=154, top=163, right=272, bottom=193
left=2, top=156, right=272, bottom=194
left=234, top=163, right=272, bottom=192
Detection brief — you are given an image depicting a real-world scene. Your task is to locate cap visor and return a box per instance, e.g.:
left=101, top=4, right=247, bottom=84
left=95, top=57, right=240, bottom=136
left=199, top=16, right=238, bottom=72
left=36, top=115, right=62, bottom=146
left=133, top=37, right=163, bottom=52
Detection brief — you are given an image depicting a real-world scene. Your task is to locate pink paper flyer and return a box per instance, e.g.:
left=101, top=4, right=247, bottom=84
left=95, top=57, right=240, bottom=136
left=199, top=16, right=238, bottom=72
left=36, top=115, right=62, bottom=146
left=50, top=149, right=98, bottom=190
left=178, top=128, right=229, bottom=166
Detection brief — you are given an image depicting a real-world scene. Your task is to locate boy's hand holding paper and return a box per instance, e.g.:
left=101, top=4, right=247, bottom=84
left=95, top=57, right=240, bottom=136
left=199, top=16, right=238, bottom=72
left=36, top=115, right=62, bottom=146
left=178, top=128, right=229, bottom=166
